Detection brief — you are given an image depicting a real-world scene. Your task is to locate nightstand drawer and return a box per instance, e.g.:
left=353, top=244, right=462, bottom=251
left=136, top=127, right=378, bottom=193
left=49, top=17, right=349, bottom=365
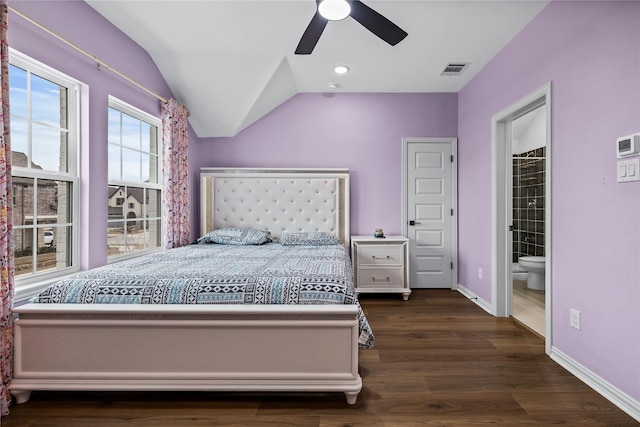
left=357, top=268, right=404, bottom=288
left=357, top=245, right=403, bottom=265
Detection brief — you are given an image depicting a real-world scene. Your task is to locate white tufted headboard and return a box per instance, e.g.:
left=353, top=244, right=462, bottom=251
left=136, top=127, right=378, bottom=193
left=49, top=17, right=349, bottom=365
left=200, top=168, right=350, bottom=244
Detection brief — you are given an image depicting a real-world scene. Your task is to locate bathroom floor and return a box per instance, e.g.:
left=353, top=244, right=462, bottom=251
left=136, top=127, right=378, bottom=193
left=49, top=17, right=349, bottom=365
left=512, top=279, right=545, bottom=337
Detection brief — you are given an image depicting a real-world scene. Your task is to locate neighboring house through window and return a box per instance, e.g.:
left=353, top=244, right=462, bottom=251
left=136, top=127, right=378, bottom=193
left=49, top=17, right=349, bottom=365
left=9, top=50, right=80, bottom=287
left=107, top=96, right=161, bottom=259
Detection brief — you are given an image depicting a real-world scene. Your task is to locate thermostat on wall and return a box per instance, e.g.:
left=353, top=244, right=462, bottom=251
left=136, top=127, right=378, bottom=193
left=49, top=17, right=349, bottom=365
left=617, top=133, right=640, bottom=157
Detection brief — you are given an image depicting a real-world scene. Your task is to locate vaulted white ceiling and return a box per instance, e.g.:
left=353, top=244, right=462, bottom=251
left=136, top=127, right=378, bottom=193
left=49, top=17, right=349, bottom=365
left=86, top=0, right=549, bottom=138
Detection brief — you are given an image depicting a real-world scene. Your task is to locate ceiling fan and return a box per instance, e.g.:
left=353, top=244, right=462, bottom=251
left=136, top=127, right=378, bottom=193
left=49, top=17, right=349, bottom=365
left=295, top=0, right=408, bottom=55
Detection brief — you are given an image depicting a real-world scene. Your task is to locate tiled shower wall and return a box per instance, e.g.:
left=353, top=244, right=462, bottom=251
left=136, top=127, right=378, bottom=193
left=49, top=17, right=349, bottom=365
left=513, top=147, right=545, bottom=262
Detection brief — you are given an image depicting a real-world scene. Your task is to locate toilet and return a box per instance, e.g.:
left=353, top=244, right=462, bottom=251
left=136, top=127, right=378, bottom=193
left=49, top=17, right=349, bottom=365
left=518, top=256, right=545, bottom=291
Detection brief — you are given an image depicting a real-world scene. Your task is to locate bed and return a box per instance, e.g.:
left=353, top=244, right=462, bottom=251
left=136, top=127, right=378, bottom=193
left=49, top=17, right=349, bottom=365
left=10, top=168, right=370, bottom=405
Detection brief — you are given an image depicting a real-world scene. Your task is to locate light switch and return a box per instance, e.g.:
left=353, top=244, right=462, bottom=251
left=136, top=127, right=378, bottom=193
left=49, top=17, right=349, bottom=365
left=619, top=164, right=627, bottom=178
left=618, top=158, right=640, bottom=183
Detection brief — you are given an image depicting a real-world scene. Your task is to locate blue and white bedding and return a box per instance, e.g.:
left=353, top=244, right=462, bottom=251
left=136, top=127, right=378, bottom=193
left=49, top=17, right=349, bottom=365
left=30, top=242, right=375, bottom=349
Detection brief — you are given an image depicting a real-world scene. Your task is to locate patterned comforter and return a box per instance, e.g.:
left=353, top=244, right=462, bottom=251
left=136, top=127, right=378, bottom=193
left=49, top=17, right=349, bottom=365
left=31, top=243, right=374, bottom=349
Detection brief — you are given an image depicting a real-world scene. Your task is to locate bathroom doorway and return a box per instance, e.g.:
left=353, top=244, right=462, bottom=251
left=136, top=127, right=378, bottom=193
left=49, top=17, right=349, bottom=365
left=491, top=83, right=552, bottom=355
left=511, top=106, right=546, bottom=337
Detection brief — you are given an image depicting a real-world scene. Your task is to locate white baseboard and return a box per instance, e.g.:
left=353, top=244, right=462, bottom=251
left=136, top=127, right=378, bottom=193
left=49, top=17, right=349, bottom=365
left=456, top=284, right=492, bottom=315
left=512, top=272, right=528, bottom=281
left=550, top=347, right=640, bottom=423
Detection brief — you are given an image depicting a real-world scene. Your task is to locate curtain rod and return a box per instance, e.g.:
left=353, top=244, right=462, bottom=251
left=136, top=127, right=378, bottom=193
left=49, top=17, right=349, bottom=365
left=9, top=5, right=169, bottom=104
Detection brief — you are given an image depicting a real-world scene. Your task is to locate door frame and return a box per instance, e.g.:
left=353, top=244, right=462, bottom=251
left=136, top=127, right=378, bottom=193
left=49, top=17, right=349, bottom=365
left=402, top=137, right=458, bottom=290
left=491, top=83, right=552, bottom=354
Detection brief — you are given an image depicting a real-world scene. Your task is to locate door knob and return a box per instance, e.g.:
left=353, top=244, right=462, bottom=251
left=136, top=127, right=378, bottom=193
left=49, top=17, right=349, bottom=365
left=409, top=220, right=421, bottom=226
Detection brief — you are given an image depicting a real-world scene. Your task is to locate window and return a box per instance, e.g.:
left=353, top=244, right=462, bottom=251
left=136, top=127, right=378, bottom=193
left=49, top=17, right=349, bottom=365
left=107, top=97, right=161, bottom=259
left=9, top=51, right=79, bottom=284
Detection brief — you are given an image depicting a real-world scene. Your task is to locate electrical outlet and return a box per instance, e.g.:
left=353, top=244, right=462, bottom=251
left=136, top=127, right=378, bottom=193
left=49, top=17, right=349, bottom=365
left=570, top=308, right=581, bottom=330
left=478, top=268, right=483, bottom=280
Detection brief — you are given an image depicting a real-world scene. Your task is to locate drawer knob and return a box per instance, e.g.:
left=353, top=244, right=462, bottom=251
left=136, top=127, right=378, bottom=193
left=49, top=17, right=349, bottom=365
left=372, top=255, right=390, bottom=259
left=372, top=277, right=391, bottom=281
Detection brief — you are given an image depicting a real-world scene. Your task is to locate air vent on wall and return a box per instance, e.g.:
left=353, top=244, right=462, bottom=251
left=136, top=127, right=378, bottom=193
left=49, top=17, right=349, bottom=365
left=441, top=62, right=470, bottom=76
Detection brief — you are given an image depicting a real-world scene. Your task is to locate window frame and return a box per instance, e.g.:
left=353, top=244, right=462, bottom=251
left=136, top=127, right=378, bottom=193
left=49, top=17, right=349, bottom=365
left=107, top=96, right=163, bottom=262
left=9, top=49, right=81, bottom=295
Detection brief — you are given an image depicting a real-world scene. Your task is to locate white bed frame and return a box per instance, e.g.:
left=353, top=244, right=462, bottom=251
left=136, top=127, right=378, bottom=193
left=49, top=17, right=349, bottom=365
left=11, top=168, right=362, bottom=405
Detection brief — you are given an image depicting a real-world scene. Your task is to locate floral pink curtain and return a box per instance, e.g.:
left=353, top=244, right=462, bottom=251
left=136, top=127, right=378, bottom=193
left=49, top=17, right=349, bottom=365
left=161, top=98, right=190, bottom=248
left=0, top=0, right=13, bottom=416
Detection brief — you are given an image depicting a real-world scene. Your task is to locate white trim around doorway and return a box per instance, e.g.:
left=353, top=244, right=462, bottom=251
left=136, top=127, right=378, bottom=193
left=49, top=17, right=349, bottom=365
left=491, top=82, right=552, bottom=355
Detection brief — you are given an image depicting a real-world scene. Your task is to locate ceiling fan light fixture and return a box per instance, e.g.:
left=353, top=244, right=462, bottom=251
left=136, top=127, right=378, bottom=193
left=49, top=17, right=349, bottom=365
left=318, top=0, right=351, bottom=21
left=295, top=0, right=407, bottom=55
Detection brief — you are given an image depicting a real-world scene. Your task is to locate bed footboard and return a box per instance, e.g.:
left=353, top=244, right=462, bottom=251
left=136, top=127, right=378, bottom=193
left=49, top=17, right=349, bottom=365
left=11, top=304, right=362, bottom=405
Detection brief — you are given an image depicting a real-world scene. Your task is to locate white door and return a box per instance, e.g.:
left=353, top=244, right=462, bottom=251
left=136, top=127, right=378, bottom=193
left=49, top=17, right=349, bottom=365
left=403, top=138, right=456, bottom=289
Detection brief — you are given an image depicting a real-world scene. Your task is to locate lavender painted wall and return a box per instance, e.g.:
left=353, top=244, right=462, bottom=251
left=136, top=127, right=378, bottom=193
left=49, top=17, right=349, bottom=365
left=9, top=1, right=199, bottom=269
left=196, top=93, right=458, bottom=236
left=458, top=1, right=640, bottom=401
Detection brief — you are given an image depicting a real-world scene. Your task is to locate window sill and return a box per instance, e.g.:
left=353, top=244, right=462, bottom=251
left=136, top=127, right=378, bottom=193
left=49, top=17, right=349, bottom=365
left=108, top=247, right=163, bottom=264
left=14, top=270, right=80, bottom=306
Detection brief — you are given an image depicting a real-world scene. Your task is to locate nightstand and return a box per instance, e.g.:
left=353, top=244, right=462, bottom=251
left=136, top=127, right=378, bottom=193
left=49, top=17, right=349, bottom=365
left=350, top=235, right=410, bottom=300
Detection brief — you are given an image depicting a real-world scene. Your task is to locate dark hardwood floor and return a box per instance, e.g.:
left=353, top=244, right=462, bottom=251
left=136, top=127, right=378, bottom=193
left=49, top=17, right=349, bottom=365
left=4, top=290, right=638, bottom=426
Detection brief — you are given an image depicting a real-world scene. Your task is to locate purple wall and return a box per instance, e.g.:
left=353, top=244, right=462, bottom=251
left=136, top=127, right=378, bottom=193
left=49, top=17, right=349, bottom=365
left=9, top=1, right=199, bottom=268
left=458, top=1, right=640, bottom=400
left=196, top=93, right=458, bottom=236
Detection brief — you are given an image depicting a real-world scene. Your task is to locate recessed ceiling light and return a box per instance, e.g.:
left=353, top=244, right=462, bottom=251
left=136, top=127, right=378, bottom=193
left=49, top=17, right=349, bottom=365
left=327, top=83, right=340, bottom=90
left=334, top=65, right=349, bottom=75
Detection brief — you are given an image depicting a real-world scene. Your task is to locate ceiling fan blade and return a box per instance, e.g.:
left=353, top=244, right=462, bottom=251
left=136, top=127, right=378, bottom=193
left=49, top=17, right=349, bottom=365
left=349, top=0, right=408, bottom=46
left=295, top=11, right=328, bottom=55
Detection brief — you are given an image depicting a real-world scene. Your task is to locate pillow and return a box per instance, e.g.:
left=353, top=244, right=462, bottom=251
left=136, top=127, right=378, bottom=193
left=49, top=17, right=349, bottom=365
left=199, top=227, right=272, bottom=245
left=279, top=232, right=341, bottom=246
